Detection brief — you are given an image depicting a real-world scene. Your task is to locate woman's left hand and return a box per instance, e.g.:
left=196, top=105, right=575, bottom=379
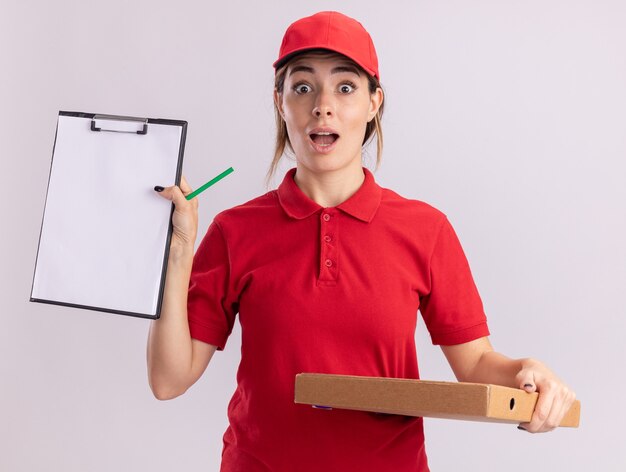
left=515, top=358, right=576, bottom=433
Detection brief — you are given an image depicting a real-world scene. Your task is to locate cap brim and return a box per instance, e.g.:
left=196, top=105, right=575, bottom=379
left=273, top=47, right=378, bottom=79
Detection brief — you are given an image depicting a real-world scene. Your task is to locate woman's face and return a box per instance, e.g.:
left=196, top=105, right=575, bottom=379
left=275, top=53, right=383, bottom=175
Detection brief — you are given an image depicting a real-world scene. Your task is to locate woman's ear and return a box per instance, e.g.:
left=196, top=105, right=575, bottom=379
left=274, top=89, right=285, bottom=119
left=367, top=87, right=384, bottom=122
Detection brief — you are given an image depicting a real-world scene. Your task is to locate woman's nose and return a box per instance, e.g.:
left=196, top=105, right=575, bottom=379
left=312, top=106, right=332, bottom=118
left=312, top=90, right=334, bottom=118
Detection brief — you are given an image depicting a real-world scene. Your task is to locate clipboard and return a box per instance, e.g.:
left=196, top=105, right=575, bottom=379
left=30, top=111, right=187, bottom=320
left=295, top=373, right=580, bottom=427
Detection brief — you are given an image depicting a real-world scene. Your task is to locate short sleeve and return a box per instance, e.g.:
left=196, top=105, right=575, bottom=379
left=187, top=220, right=238, bottom=351
left=419, top=217, right=490, bottom=345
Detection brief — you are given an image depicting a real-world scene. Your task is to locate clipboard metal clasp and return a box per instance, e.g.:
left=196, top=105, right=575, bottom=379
left=90, top=114, right=148, bottom=135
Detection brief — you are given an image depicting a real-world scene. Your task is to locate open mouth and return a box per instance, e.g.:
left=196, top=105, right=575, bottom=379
left=309, top=132, right=339, bottom=147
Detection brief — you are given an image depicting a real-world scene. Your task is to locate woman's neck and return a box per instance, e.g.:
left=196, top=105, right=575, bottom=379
left=293, top=163, right=365, bottom=208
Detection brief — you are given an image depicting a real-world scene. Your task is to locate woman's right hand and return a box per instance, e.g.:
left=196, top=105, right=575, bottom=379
left=154, top=175, right=198, bottom=248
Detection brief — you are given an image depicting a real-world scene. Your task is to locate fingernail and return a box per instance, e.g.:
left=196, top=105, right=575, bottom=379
left=517, top=426, right=527, bottom=431
left=154, top=186, right=164, bottom=192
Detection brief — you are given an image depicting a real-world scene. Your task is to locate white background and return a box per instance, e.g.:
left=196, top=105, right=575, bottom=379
left=1, top=0, right=624, bottom=470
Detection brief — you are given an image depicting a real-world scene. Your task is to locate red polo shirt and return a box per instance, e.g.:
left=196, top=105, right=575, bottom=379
left=187, top=167, right=489, bottom=472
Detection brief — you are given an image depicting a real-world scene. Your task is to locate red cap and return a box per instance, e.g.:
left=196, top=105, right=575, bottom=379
left=273, top=11, right=380, bottom=80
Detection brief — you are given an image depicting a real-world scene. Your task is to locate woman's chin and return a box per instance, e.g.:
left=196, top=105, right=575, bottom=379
left=295, top=155, right=363, bottom=176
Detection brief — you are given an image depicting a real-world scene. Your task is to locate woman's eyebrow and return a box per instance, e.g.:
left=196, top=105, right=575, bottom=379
left=288, top=64, right=362, bottom=77
left=331, top=65, right=361, bottom=76
left=289, top=65, right=314, bottom=76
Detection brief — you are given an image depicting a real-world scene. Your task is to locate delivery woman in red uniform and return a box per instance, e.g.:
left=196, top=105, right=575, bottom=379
left=147, top=11, right=576, bottom=471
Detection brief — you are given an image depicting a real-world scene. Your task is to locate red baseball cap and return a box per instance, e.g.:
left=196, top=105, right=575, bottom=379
left=273, top=11, right=380, bottom=80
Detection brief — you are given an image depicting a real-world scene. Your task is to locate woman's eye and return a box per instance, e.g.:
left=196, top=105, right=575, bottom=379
left=294, top=84, right=311, bottom=94
left=339, top=83, right=355, bottom=93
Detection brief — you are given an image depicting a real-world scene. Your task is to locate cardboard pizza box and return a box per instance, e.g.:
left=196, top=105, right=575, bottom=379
left=295, top=373, right=580, bottom=427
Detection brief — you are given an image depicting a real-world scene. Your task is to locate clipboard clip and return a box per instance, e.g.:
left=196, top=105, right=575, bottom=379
left=90, top=114, right=148, bottom=135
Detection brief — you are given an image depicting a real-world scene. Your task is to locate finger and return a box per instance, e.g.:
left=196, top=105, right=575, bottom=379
left=516, top=369, right=537, bottom=393
left=170, top=185, right=189, bottom=208
left=541, top=392, right=564, bottom=432
left=154, top=184, right=174, bottom=201
left=179, top=175, right=193, bottom=195
left=554, top=388, right=576, bottom=430
left=526, top=386, right=557, bottom=433
left=154, top=184, right=188, bottom=208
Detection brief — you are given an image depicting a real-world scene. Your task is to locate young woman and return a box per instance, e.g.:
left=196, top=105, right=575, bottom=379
left=147, top=11, right=576, bottom=471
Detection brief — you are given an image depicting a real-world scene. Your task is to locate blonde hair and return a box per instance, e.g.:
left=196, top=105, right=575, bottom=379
left=265, top=51, right=385, bottom=189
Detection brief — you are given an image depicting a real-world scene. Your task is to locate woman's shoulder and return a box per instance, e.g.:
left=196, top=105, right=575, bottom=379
left=212, top=189, right=281, bottom=227
left=379, top=186, right=447, bottom=222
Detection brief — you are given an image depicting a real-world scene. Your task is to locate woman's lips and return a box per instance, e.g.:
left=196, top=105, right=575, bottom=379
left=308, top=129, right=340, bottom=153
left=310, top=132, right=339, bottom=145
left=309, top=134, right=339, bottom=153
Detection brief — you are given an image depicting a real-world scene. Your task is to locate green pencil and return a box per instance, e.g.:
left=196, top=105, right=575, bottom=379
left=185, top=167, right=234, bottom=200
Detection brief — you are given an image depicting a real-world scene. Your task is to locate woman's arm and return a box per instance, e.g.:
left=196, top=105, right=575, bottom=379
left=146, top=177, right=217, bottom=400
left=146, top=243, right=217, bottom=400
left=440, top=337, right=576, bottom=433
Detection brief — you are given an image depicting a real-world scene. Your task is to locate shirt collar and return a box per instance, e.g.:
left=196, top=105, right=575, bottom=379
left=277, top=167, right=382, bottom=223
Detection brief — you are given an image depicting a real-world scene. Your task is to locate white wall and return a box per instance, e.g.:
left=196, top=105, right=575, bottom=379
left=1, top=0, right=624, bottom=470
